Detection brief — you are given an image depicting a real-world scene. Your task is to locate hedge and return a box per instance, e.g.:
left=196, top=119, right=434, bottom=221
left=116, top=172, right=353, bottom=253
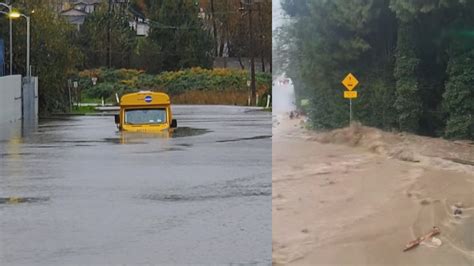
left=77, top=68, right=271, bottom=105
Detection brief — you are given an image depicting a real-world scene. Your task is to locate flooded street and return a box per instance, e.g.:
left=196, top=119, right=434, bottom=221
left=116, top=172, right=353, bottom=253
left=0, top=105, right=271, bottom=265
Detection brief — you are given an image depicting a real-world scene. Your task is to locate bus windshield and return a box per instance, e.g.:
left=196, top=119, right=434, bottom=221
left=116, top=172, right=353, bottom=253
left=125, top=109, right=167, bottom=125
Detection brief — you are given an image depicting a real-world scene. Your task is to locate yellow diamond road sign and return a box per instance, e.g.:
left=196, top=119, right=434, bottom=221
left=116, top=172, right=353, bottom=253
left=342, top=73, right=359, bottom=91
left=344, top=91, right=357, bottom=99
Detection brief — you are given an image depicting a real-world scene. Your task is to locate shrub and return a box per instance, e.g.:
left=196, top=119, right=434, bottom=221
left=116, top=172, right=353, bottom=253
left=77, top=67, right=271, bottom=105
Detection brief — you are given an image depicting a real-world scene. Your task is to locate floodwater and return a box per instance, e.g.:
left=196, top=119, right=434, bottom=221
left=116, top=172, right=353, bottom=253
left=272, top=75, right=295, bottom=115
left=272, top=117, right=474, bottom=265
left=0, top=105, right=271, bottom=265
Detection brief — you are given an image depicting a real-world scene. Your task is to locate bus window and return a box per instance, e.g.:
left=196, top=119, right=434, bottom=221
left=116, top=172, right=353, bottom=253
left=125, top=109, right=167, bottom=125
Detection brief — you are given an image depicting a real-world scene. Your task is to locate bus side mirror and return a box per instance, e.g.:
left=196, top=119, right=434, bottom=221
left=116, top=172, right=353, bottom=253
left=114, top=114, right=120, bottom=124
left=170, top=119, right=177, bottom=128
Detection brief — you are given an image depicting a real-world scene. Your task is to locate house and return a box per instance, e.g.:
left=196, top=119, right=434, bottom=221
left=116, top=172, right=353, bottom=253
left=61, top=8, right=89, bottom=30
left=72, top=0, right=101, bottom=13
left=60, top=0, right=101, bottom=30
left=60, top=0, right=149, bottom=36
left=128, top=6, right=150, bottom=36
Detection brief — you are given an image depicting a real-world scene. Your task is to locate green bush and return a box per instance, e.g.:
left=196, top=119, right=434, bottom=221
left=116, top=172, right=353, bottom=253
left=77, top=67, right=272, bottom=103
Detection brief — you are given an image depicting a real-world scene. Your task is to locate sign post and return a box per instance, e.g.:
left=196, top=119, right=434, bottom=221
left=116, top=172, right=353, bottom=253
left=350, top=98, right=352, bottom=124
left=341, top=73, right=359, bottom=126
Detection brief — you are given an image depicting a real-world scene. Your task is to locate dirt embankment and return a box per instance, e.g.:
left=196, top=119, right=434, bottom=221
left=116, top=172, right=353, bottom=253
left=272, top=116, right=474, bottom=265
left=310, top=123, right=474, bottom=174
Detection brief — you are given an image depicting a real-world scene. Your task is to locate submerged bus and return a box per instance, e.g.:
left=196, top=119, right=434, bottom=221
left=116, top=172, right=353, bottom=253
left=114, top=91, right=177, bottom=132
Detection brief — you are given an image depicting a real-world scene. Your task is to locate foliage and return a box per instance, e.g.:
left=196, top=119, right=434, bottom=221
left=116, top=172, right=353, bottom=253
left=0, top=0, right=270, bottom=113
left=130, top=37, right=162, bottom=73
left=0, top=0, right=83, bottom=114
left=393, top=22, right=422, bottom=132
left=146, top=0, right=213, bottom=72
left=281, top=0, right=474, bottom=139
left=442, top=47, right=474, bottom=139
left=77, top=67, right=271, bottom=104
left=79, top=3, right=137, bottom=69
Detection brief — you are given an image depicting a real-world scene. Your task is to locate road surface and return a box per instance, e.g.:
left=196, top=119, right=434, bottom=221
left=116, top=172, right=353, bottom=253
left=0, top=105, right=271, bottom=265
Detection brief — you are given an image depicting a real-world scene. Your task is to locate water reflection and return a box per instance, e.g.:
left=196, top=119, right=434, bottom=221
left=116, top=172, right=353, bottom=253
left=116, top=127, right=210, bottom=144
left=0, top=118, right=38, bottom=142
left=0, top=119, right=37, bottom=195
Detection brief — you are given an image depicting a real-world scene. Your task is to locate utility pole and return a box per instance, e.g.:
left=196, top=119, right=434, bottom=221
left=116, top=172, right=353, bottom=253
left=26, top=15, right=30, bottom=80
left=9, top=12, right=12, bottom=74
left=257, top=2, right=265, bottom=72
left=210, top=0, right=218, bottom=57
left=240, top=0, right=256, bottom=106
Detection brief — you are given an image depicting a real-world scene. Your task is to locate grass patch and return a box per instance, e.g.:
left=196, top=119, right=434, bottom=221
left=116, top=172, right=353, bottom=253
left=71, top=106, right=97, bottom=114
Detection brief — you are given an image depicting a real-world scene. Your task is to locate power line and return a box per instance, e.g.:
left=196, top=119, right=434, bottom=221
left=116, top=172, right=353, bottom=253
left=146, top=19, right=202, bottom=30
left=126, top=5, right=269, bottom=31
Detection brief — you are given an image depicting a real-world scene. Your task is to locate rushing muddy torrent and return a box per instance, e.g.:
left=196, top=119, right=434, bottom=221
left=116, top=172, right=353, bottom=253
left=409, top=169, right=474, bottom=257
left=272, top=115, right=474, bottom=265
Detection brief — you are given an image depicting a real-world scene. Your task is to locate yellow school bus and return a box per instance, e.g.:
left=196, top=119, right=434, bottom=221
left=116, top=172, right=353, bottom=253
left=114, top=91, right=177, bottom=132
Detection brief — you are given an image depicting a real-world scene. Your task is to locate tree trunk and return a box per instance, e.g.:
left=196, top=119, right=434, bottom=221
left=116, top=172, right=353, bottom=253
left=238, top=56, right=245, bottom=70
left=210, top=0, right=218, bottom=57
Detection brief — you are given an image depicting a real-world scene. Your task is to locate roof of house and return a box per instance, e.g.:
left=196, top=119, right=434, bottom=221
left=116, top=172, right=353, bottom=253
left=72, top=0, right=102, bottom=5
left=61, top=8, right=88, bottom=17
left=128, top=6, right=146, bottom=19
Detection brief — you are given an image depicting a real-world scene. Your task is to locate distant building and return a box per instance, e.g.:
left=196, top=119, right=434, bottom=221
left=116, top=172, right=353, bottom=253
left=128, top=7, right=150, bottom=37
left=60, top=0, right=101, bottom=30
left=72, top=0, right=100, bottom=13
left=60, top=0, right=149, bottom=36
left=61, top=8, right=88, bottom=30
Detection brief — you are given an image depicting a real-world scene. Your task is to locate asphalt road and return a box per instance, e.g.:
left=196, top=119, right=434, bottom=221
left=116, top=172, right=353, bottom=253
left=0, top=105, right=271, bottom=265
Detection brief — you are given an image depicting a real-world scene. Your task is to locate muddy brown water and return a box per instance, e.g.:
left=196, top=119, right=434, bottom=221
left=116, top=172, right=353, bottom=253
left=0, top=105, right=271, bottom=265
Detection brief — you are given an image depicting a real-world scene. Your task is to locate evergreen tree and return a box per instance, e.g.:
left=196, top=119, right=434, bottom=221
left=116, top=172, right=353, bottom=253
left=147, top=0, right=213, bottom=72
left=393, top=22, right=422, bottom=133
left=79, top=3, right=136, bottom=69
left=280, top=0, right=474, bottom=139
left=443, top=48, right=474, bottom=139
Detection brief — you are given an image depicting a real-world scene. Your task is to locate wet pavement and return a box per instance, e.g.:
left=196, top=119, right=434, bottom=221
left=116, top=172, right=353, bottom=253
left=0, top=105, right=271, bottom=265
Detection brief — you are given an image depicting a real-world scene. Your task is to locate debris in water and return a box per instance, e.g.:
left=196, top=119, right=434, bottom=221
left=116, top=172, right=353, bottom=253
left=0, top=197, right=49, bottom=204
left=430, top=237, right=442, bottom=247
left=421, top=237, right=442, bottom=248
left=454, top=208, right=463, bottom=215
left=403, top=226, right=441, bottom=252
left=452, top=203, right=464, bottom=218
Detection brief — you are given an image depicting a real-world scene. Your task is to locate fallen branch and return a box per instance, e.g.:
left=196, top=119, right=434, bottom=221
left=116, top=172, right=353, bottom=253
left=403, top=226, right=441, bottom=252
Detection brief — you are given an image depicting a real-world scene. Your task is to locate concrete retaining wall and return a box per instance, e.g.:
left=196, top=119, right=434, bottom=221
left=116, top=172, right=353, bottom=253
left=22, top=77, right=38, bottom=123
left=0, top=75, right=22, bottom=126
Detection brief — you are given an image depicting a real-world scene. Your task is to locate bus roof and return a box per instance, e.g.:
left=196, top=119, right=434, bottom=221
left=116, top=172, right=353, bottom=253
left=120, top=91, right=170, bottom=106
